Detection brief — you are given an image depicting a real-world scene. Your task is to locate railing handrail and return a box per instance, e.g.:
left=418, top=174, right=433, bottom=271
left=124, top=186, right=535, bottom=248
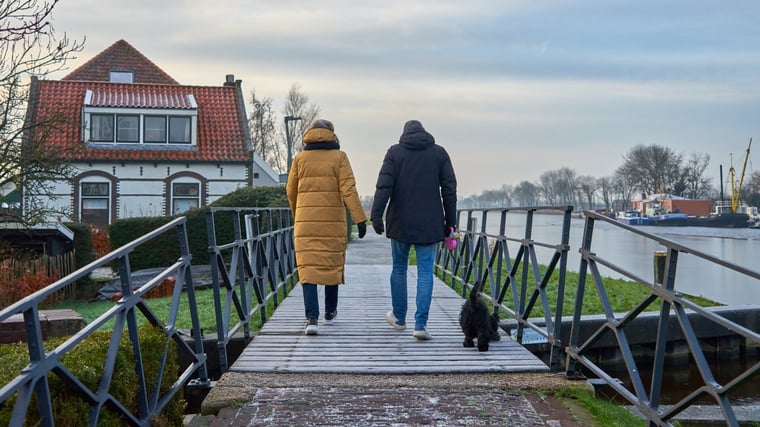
left=204, top=206, right=297, bottom=373
left=0, top=216, right=208, bottom=426
left=435, top=206, right=573, bottom=371
left=565, top=210, right=760, bottom=427
left=437, top=207, right=760, bottom=427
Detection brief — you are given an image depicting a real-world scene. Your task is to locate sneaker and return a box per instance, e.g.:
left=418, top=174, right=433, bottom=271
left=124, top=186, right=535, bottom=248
left=324, top=311, right=337, bottom=325
left=304, top=318, right=318, bottom=335
left=385, top=311, right=406, bottom=330
left=412, top=328, right=432, bottom=340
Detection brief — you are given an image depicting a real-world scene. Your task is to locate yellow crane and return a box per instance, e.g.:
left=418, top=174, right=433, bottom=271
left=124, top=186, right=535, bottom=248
left=729, top=137, right=752, bottom=213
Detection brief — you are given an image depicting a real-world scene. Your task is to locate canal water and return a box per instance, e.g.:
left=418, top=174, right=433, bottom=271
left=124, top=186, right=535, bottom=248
left=477, top=212, right=760, bottom=407
left=480, top=213, right=760, bottom=305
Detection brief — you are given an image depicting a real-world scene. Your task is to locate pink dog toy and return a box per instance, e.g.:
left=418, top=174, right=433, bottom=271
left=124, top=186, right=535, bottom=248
left=444, top=227, right=459, bottom=250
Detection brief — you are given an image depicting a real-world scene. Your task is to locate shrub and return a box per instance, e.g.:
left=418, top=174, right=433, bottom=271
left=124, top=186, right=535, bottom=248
left=64, top=222, right=100, bottom=299
left=0, top=262, right=61, bottom=310
left=0, top=324, right=184, bottom=426
left=64, top=222, right=97, bottom=269
left=91, top=227, right=110, bottom=258
left=107, top=186, right=288, bottom=269
left=108, top=216, right=177, bottom=270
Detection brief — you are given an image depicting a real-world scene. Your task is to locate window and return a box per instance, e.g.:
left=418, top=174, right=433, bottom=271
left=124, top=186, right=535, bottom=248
left=80, top=182, right=110, bottom=229
left=169, top=117, right=191, bottom=143
left=109, top=71, right=134, bottom=83
left=86, top=112, right=194, bottom=144
left=116, top=115, right=139, bottom=142
left=144, top=116, right=167, bottom=143
left=90, top=114, right=114, bottom=142
left=172, top=182, right=200, bottom=214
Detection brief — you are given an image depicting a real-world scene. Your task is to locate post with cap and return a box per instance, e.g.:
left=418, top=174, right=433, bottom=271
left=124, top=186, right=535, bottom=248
left=284, top=115, right=302, bottom=173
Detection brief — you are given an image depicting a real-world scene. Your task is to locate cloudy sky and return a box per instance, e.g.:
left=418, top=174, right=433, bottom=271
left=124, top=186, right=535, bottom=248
left=49, top=1, right=760, bottom=197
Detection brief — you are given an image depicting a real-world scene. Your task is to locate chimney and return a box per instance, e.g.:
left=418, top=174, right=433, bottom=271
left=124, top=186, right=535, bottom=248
left=224, top=74, right=235, bottom=86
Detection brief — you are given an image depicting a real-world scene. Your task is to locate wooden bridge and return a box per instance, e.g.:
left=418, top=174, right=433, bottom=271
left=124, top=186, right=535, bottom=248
left=227, top=232, right=549, bottom=375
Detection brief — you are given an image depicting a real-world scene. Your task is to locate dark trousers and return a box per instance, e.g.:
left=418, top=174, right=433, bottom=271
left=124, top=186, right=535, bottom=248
left=302, top=283, right=338, bottom=319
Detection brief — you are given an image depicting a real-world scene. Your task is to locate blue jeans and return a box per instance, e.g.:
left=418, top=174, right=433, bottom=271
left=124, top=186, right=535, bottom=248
left=389, top=240, right=437, bottom=331
left=302, top=283, right=338, bottom=319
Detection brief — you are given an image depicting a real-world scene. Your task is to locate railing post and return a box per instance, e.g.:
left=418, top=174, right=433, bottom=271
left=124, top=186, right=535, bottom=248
left=548, top=206, right=572, bottom=371
left=206, top=208, right=230, bottom=373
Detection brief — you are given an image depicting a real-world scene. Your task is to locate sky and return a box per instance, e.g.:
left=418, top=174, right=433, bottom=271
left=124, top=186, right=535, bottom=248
left=47, top=0, right=760, bottom=198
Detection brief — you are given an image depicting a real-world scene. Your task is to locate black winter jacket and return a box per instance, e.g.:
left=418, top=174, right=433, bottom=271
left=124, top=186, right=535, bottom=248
left=371, top=120, right=457, bottom=244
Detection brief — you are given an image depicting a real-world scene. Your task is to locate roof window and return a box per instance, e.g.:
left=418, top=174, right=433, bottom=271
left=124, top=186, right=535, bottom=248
left=109, top=70, right=134, bottom=83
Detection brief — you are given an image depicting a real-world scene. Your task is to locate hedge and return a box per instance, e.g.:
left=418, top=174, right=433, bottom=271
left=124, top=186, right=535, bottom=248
left=108, top=186, right=288, bottom=270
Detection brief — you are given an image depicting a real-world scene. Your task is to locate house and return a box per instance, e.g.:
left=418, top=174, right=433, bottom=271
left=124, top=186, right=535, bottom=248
left=632, top=194, right=713, bottom=217
left=22, top=40, right=277, bottom=229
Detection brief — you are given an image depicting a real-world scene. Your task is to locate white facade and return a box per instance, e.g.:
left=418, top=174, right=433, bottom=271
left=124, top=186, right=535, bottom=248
left=41, top=161, right=250, bottom=227
left=252, top=153, right=282, bottom=187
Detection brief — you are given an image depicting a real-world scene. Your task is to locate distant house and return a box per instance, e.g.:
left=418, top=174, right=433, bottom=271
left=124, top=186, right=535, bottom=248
left=632, top=194, right=713, bottom=217
left=22, top=39, right=278, bottom=229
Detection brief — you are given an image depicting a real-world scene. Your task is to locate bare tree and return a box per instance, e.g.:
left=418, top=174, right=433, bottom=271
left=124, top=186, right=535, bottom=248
left=500, top=184, right=513, bottom=207
left=744, top=170, right=760, bottom=209
left=681, top=152, right=713, bottom=199
left=512, top=180, right=541, bottom=206
left=596, top=176, right=613, bottom=210
left=1, top=0, right=84, bottom=224
left=617, top=144, right=683, bottom=196
left=575, top=175, right=597, bottom=210
left=248, top=89, right=285, bottom=171
left=612, top=171, right=638, bottom=211
left=539, top=170, right=560, bottom=205
left=282, top=83, right=320, bottom=155
left=540, top=167, right=576, bottom=206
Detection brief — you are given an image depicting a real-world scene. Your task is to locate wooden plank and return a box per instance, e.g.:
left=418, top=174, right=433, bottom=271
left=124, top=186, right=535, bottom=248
left=229, top=263, right=549, bottom=374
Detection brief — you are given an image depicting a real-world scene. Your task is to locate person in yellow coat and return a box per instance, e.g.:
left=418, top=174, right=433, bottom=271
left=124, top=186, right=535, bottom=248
left=286, top=119, right=368, bottom=335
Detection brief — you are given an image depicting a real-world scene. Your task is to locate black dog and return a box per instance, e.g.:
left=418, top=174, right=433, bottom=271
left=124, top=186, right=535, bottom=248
left=459, top=281, right=501, bottom=351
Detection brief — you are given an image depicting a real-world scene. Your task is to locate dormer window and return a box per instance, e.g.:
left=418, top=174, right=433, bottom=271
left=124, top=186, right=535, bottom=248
left=82, top=89, right=197, bottom=146
left=109, top=70, right=134, bottom=83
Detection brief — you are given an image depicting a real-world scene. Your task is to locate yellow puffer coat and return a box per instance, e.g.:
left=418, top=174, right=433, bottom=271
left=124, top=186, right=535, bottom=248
left=286, top=127, right=367, bottom=285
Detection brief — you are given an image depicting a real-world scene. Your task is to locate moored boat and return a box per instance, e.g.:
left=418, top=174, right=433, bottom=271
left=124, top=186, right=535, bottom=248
left=646, top=213, right=690, bottom=226
left=689, top=200, right=753, bottom=228
left=616, top=210, right=649, bottom=225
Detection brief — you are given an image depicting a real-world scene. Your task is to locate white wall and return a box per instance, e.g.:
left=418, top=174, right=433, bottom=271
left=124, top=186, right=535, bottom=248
left=31, top=161, right=251, bottom=224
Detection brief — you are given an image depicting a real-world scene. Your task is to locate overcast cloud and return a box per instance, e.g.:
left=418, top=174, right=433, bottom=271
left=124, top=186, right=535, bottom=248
left=49, top=0, right=760, bottom=197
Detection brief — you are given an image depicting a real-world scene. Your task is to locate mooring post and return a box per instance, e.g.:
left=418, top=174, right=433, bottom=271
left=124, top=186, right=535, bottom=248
left=653, top=250, right=667, bottom=284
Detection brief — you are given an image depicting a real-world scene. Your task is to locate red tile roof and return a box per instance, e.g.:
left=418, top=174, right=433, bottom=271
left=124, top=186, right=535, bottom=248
left=89, top=88, right=195, bottom=109
left=63, top=40, right=179, bottom=85
left=32, top=79, right=251, bottom=162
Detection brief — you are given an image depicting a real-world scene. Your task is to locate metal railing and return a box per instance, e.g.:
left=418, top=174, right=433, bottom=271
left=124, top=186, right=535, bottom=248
left=0, top=216, right=208, bottom=426
left=435, top=206, right=573, bottom=371
left=205, top=207, right=296, bottom=373
left=565, top=210, right=760, bottom=427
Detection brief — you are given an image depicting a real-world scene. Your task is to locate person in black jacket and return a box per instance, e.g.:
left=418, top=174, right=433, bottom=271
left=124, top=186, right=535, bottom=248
left=371, top=119, right=457, bottom=340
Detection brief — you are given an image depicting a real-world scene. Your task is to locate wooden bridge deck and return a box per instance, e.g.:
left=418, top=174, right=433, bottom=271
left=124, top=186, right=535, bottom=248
left=230, top=235, right=549, bottom=374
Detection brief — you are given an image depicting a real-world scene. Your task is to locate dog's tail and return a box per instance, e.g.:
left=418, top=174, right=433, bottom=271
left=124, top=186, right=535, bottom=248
left=469, top=280, right=484, bottom=303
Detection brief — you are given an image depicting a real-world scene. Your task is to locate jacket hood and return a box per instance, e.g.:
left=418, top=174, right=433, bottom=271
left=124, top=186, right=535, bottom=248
left=304, top=128, right=337, bottom=144
left=399, top=120, right=434, bottom=150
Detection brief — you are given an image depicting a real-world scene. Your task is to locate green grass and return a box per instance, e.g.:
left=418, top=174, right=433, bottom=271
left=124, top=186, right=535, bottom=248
left=437, top=259, right=718, bottom=319
left=555, top=387, right=646, bottom=427
left=52, top=286, right=287, bottom=333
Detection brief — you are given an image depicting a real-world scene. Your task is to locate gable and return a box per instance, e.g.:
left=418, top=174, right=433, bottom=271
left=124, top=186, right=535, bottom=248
left=62, top=40, right=179, bottom=85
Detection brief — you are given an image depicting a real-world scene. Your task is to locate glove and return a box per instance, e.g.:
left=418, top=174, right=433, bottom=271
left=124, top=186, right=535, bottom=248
left=372, top=218, right=384, bottom=235
left=357, top=221, right=367, bottom=238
